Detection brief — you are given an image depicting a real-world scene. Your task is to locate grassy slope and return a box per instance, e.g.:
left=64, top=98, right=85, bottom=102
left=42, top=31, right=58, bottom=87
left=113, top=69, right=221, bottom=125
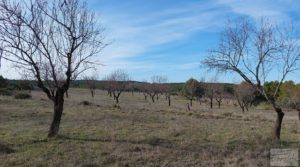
left=0, top=89, right=299, bottom=167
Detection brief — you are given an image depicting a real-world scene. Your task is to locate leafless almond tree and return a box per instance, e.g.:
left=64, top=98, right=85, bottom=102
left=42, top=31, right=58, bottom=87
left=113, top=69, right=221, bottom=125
left=106, top=69, right=130, bottom=104
left=0, top=0, right=105, bottom=137
left=202, top=18, right=300, bottom=142
left=147, top=75, right=167, bottom=103
left=84, top=73, right=98, bottom=98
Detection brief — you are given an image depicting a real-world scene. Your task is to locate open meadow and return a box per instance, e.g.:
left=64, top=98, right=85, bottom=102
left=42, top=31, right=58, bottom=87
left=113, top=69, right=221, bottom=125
left=0, top=89, right=299, bottom=167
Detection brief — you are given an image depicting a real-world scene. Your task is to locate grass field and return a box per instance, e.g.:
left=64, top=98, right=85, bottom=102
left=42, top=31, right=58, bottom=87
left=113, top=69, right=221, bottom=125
left=0, top=89, right=299, bottom=167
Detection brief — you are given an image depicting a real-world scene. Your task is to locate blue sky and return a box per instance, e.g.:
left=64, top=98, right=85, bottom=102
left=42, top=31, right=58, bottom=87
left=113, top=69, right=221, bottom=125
left=1, top=0, right=300, bottom=83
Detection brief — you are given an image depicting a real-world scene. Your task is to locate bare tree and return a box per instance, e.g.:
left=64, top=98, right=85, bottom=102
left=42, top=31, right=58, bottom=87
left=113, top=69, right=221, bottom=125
left=126, top=81, right=136, bottom=96
left=139, top=80, right=149, bottom=101
left=84, top=74, right=97, bottom=98
left=147, top=75, right=167, bottom=103
left=0, top=0, right=105, bottom=137
left=235, top=82, right=256, bottom=112
left=204, top=82, right=215, bottom=109
left=214, top=84, right=234, bottom=109
left=106, top=69, right=130, bottom=104
left=214, top=87, right=223, bottom=109
left=203, top=18, right=300, bottom=141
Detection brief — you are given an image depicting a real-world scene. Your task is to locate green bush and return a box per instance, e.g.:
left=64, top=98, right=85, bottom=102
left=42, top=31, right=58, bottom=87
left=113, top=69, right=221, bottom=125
left=0, top=88, right=13, bottom=96
left=14, top=93, right=32, bottom=99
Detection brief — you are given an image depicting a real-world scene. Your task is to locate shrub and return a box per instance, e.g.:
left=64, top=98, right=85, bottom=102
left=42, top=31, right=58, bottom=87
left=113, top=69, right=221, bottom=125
left=0, top=88, right=13, bottom=96
left=79, top=100, right=92, bottom=106
left=14, top=93, right=32, bottom=99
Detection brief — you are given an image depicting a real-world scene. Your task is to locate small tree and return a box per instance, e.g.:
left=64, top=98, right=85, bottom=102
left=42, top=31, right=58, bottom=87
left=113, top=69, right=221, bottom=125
left=0, top=0, right=105, bottom=137
left=147, top=75, right=167, bottom=103
left=235, top=82, right=256, bottom=112
left=84, top=74, right=97, bottom=98
left=214, top=85, right=224, bottom=109
left=204, top=82, right=215, bottom=109
left=139, top=80, right=149, bottom=101
left=126, top=82, right=136, bottom=96
left=203, top=18, right=300, bottom=141
left=182, top=78, right=204, bottom=106
left=106, top=70, right=129, bottom=104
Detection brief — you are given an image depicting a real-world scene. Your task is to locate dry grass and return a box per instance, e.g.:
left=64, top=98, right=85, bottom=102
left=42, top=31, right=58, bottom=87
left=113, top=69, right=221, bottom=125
left=0, top=89, right=299, bottom=167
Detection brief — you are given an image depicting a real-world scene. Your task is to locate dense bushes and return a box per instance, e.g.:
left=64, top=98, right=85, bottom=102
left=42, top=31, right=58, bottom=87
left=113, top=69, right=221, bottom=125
left=14, top=93, right=32, bottom=99
left=0, top=76, right=8, bottom=88
left=0, top=88, right=13, bottom=96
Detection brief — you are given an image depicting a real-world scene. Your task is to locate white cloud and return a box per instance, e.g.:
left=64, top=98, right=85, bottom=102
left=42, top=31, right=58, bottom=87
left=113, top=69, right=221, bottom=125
left=215, top=0, right=295, bottom=23
left=97, top=1, right=228, bottom=76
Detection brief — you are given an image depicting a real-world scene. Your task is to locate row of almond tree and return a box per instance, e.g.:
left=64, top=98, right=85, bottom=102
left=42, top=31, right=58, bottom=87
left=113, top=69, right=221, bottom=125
left=84, top=71, right=300, bottom=120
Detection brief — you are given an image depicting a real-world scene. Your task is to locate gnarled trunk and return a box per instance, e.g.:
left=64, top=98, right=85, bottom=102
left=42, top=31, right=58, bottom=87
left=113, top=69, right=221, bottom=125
left=273, top=107, right=284, bottom=142
left=48, top=89, right=65, bottom=138
left=151, top=95, right=155, bottom=103
left=65, top=90, right=69, bottom=98
left=116, top=96, right=119, bottom=104
left=91, top=89, right=94, bottom=98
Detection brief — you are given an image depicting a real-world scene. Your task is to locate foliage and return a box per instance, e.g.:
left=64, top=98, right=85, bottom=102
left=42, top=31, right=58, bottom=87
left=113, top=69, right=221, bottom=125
left=182, top=78, right=204, bottom=100
left=0, top=88, right=13, bottom=96
left=278, top=81, right=300, bottom=109
left=234, top=82, right=256, bottom=112
left=263, top=81, right=280, bottom=100
left=14, top=92, right=32, bottom=99
left=0, top=75, right=8, bottom=88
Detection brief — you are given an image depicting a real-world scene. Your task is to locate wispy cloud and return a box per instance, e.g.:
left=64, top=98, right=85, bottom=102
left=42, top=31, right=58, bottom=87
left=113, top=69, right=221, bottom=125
left=1, top=0, right=300, bottom=82
left=215, top=0, right=297, bottom=22
left=96, top=1, right=229, bottom=79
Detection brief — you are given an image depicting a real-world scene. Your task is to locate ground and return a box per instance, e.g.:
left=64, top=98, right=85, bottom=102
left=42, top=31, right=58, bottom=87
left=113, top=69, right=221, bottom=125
left=0, top=89, right=299, bottom=167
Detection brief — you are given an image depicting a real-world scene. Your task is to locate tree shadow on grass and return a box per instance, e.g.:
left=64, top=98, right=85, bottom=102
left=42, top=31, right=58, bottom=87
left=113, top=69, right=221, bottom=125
left=0, top=142, right=14, bottom=154
left=57, top=135, right=175, bottom=148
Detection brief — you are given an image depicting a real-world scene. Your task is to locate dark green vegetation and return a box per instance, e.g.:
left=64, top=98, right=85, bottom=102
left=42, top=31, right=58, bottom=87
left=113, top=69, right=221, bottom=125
left=0, top=89, right=299, bottom=166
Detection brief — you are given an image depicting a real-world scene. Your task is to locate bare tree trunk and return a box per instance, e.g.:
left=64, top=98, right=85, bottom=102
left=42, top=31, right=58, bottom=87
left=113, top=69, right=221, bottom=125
left=218, top=101, right=221, bottom=108
left=65, top=90, right=69, bottom=98
left=151, top=95, right=155, bottom=103
left=236, top=97, right=245, bottom=112
left=210, top=97, right=213, bottom=109
left=116, top=96, right=119, bottom=104
left=190, top=99, right=193, bottom=106
left=48, top=89, right=64, bottom=138
left=245, top=105, right=249, bottom=112
left=273, top=108, right=284, bottom=142
left=168, top=96, right=171, bottom=106
left=156, top=94, right=159, bottom=100
left=91, top=89, right=94, bottom=98
left=241, top=106, right=245, bottom=112
left=297, top=109, right=300, bottom=121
